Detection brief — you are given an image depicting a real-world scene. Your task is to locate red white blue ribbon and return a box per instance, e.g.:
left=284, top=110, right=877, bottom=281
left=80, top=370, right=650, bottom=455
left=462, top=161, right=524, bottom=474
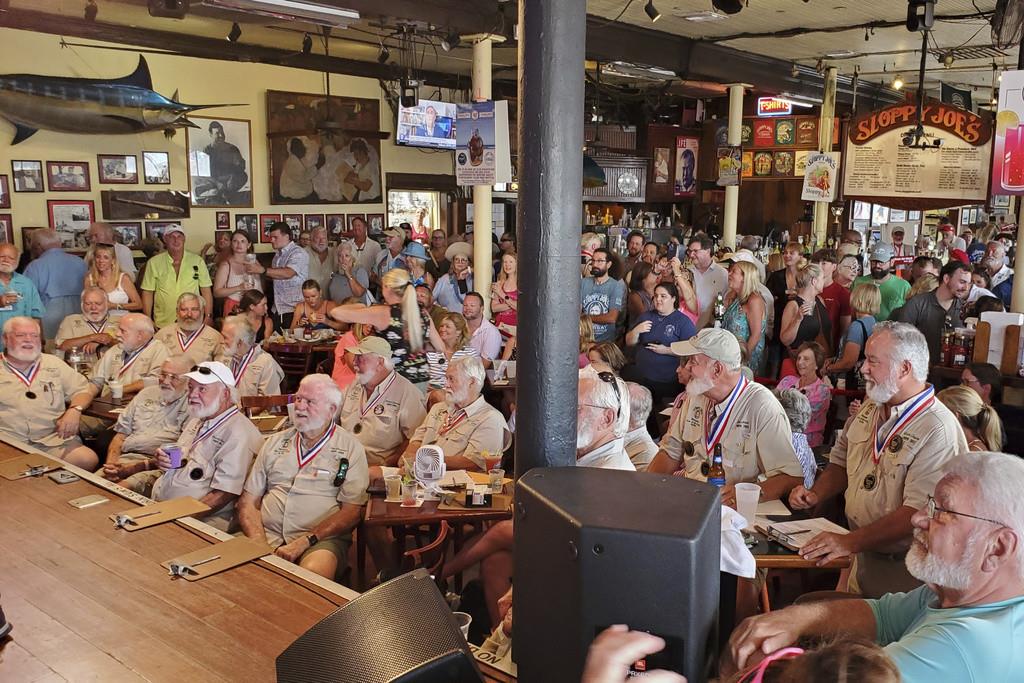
left=118, top=339, right=152, bottom=378
left=704, top=376, right=749, bottom=455
left=86, top=317, right=109, bottom=335
left=296, top=423, right=336, bottom=468
left=872, top=385, right=935, bottom=464
left=231, top=345, right=258, bottom=384
left=190, top=406, right=240, bottom=451
left=1, top=354, right=40, bottom=388
left=438, top=408, right=468, bottom=436
left=360, top=372, right=397, bottom=418
left=177, top=326, right=204, bottom=353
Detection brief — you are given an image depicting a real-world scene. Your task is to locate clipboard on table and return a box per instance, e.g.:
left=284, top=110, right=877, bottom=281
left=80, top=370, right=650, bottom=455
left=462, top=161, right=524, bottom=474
left=160, top=536, right=272, bottom=581
left=755, top=518, right=849, bottom=552
left=0, top=452, right=59, bottom=480
left=109, top=497, right=210, bottom=531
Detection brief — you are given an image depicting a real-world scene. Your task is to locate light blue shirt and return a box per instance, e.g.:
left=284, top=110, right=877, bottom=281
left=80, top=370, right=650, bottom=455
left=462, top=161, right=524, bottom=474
left=433, top=272, right=474, bottom=313
left=869, top=584, right=1024, bottom=683
left=24, top=248, right=87, bottom=339
left=0, top=272, right=44, bottom=351
left=581, top=276, right=626, bottom=342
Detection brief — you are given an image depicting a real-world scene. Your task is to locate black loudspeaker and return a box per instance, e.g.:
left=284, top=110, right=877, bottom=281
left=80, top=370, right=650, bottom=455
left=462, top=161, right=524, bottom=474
left=276, top=569, right=482, bottom=683
left=514, top=467, right=721, bottom=683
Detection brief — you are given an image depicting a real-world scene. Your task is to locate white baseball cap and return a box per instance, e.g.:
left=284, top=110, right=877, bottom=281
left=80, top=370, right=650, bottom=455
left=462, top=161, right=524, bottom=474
left=183, top=361, right=236, bottom=387
left=162, top=224, right=185, bottom=237
left=670, top=328, right=742, bottom=368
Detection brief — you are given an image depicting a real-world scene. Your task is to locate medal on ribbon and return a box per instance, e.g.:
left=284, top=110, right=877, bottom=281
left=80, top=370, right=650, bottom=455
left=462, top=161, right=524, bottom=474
left=703, top=377, right=749, bottom=456
left=190, top=406, right=240, bottom=451
left=871, top=386, right=934, bottom=465
left=297, top=423, right=336, bottom=468
left=118, top=339, right=152, bottom=378
left=231, top=345, right=258, bottom=384
left=177, top=326, right=204, bottom=353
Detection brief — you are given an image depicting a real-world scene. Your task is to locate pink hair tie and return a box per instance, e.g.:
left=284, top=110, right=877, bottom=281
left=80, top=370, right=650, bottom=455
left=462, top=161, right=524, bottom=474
left=737, top=646, right=805, bottom=683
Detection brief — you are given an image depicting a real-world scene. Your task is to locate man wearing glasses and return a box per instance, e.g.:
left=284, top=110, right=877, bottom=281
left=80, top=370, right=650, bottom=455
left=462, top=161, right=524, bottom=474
left=685, top=233, right=728, bottom=329
left=789, top=322, right=967, bottom=598
left=728, top=451, right=1024, bottom=682
left=581, top=247, right=626, bottom=343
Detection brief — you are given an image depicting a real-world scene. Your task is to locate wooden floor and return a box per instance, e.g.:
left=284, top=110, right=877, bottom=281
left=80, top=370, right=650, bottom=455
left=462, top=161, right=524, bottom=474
left=0, top=441, right=513, bottom=683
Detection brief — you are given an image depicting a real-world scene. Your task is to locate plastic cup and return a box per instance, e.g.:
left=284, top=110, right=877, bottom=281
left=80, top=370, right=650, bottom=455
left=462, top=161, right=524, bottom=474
left=108, top=380, right=123, bottom=400
left=384, top=474, right=402, bottom=500
left=162, top=444, right=184, bottom=469
left=489, top=468, right=505, bottom=494
left=453, top=611, right=472, bottom=638
left=734, top=482, right=762, bottom=529
left=401, top=481, right=417, bottom=507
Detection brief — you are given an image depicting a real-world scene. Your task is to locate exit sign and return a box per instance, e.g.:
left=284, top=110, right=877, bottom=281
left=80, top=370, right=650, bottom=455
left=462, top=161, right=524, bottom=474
left=757, top=97, right=793, bottom=116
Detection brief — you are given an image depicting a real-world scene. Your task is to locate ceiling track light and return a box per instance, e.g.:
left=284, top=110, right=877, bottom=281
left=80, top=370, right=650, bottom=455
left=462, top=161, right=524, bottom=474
left=377, top=45, right=390, bottom=63
left=227, top=22, right=242, bottom=42
left=892, top=74, right=904, bottom=90
left=440, top=31, right=461, bottom=52
left=644, top=0, right=661, bottom=22
left=301, top=32, right=313, bottom=54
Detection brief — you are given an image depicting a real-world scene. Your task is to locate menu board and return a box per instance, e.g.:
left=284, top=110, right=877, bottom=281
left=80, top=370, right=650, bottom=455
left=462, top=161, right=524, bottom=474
left=842, top=100, right=992, bottom=206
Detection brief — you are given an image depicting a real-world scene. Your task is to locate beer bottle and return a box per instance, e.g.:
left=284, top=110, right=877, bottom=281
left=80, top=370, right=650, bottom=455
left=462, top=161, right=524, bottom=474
left=713, top=293, right=726, bottom=328
left=707, top=444, right=726, bottom=488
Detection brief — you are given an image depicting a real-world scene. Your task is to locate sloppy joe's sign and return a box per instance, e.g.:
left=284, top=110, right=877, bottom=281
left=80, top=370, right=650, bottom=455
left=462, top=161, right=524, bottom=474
left=850, top=102, right=992, bottom=146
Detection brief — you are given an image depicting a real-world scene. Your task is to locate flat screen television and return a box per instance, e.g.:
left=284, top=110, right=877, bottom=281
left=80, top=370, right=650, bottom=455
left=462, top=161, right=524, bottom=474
left=396, top=99, right=457, bottom=150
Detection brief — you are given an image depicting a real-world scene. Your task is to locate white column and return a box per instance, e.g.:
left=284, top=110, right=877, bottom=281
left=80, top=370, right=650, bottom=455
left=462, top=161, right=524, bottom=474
left=813, top=66, right=838, bottom=246
left=722, top=84, right=747, bottom=249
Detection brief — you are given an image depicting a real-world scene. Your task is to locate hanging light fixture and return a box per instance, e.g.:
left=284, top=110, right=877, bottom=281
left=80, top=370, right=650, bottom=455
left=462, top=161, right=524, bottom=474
left=301, top=32, right=313, bottom=54
left=892, top=74, right=904, bottom=90
left=644, top=0, right=661, bottom=22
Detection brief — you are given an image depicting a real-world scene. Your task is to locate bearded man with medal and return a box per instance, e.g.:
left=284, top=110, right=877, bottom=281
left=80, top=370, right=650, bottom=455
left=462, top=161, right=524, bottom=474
left=0, top=317, right=97, bottom=468
left=648, top=329, right=805, bottom=507
left=238, top=374, right=369, bottom=582
left=54, top=286, right=118, bottom=356
left=154, top=292, right=224, bottom=367
left=790, top=322, right=967, bottom=598
left=88, top=313, right=170, bottom=398
left=217, top=314, right=284, bottom=398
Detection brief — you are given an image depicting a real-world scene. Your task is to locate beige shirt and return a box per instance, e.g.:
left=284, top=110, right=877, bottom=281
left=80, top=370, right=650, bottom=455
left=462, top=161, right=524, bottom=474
left=245, top=425, right=369, bottom=546
left=339, top=371, right=427, bottom=466
left=155, top=324, right=223, bottom=367
left=151, top=407, right=263, bottom=532
left=218, top=346, right=284, bottom=397
left=351, top=238, right=382, bottom=275
left=113, top=385, right=189, bottom=457
left=54, top=314, right=118, bottom=348
left=91, top=339, right=170, bottom=393
left=412, top=395, right=507, bottom=470
left=304, top=245, right=335, bottom=292
left=0, top=353, right=89, bottom=446
left=623, top=427, right=658, bottom=472
left=577, top=438, right=635, bottom=470
left=661, top=381, right=804, bottom=485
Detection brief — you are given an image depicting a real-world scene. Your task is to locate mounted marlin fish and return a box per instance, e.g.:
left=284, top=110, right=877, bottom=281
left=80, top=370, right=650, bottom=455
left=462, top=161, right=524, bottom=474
left=0, top=55, right=240, bottom=145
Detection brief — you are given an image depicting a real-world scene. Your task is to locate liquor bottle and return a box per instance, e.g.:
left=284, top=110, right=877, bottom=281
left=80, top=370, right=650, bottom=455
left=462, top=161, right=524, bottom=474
left=940, top=317, right=954, bottom=366
left=303, top=318, right=314, bottom=341
left=713, top=293, right=726, bottom=328
left=707, top=444, right=726, bottom=488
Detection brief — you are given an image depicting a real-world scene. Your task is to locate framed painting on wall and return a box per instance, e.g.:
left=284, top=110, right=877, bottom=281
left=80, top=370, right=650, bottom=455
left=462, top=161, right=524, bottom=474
left=11, top=160, right=43, bottom=192
left=47, top=199, right=95, bottom=249
left=216, top=211, right=230, bottom=230
left=46, top=161, right=91, bottom=192
left=259, top=214, right=282, bottom=243
left=110, top=222, right=143, bottom=249
left=266, top=90, right=382, bottom=205
left=0, top=214, right=11, bottom=244
left=146, top=221, right=179, bottom=242
left=97, top=154, right=138, bottom=184
left=0, top=175, right=9, bottom=209
left=143, top=151, right=171, bottom=184
left=304, top=214, right=325, bottom=231
left=186, top=116, right=253, bottom=207
left=366, top=213, right=384, bottom=233
left=326, top=213, right=345, bottom=243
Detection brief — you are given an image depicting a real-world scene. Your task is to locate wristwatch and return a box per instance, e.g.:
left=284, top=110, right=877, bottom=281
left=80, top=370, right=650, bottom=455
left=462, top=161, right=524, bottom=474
left=69, top=405, right=84, bottom=413
left=306, top=533, right=319, bottom=548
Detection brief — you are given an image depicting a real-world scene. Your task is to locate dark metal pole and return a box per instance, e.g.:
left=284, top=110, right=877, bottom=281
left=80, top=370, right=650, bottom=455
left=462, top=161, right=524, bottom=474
left=514, top=0, right=586, bottom=475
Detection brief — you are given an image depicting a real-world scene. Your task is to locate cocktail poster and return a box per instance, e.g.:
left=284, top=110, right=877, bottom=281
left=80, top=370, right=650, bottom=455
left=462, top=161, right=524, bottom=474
left=991, top=70, right=1024, bottom=195
left=801, top=152, right=840, bottom=202
left=455, top=101, right=512, bottom=186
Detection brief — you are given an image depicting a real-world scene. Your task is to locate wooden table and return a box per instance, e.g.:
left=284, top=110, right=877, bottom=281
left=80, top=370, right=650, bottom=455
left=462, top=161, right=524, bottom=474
left=0, top=439, right=513, bottom=683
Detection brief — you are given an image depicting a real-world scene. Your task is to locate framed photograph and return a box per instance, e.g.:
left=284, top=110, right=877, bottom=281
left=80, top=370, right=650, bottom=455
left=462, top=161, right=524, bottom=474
left=0, top=175, right=9, bottom=209
left=46, top=161, right=91, bottom=192
left=47, top=199, right=95, bottom=249
left=653, top=147, right=671, bottom=184
left=283, top=213, right=303, bottom=235
left=109, top=221, right=143, bottom=249
left=266, top=90, right=382, bottom=205
left=259, top=213, right=282, bottom=243
left=968, top=208, right=979, bottom=224
left=142, top=151, right=171, bottom=184
left=326, top=213, right=346, bottom=243
left=908, top=210, right=922, bottom=220
left=0, top=214, right=11, bottom=244
left=852, top=201, right=871, bottom=221
left=889, top=209, right=907, bottom=223
left=97, top=154, right=138, bottom=184
left=870, top=204, right=889, bottom=227
left=216, top=211, right=230, bottom=230
left=21, top=226, right=45, bottom=254
left=146, top=221, right=178, bottom=242
left=304, top=214, right=325, bottom=231
left=366, top=213, right=384, bottom=233
left=11, top=160, right=44, bottom=192
left=234, top=213, right=258, bottom=243
left=993, top=195, right=1011, bottom=209
left=186, top=116, right=253, bottom=207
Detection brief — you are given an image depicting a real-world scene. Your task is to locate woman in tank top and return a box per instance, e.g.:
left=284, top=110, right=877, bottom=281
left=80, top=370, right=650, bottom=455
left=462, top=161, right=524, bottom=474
left=85, top=243, right=142, bottom=315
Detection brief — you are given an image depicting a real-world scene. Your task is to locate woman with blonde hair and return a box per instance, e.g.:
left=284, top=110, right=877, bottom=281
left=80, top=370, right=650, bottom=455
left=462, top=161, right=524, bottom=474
left=330, top=268, right=442, bottom=385
left=491, top=251, right=518, bottom=338
left=937, top=385, right=1003, bottom=451
left=825, top=281, right=880, bottom=385
left=85, top=242, right=142, bottom=314
left=722, top=260, right=767, bottom=375
left=778, top=262, right=831, bottom=376
left=906, top=272, right=938, bottom=301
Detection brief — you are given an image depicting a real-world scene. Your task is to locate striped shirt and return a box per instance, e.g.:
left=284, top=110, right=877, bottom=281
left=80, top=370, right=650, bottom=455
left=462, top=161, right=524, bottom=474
left=425, top=347, right=479, bottom=389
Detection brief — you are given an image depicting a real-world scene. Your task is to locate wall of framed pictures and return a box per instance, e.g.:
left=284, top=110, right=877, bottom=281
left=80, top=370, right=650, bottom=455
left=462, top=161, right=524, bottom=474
left=0, top=29, right=447, bottom=253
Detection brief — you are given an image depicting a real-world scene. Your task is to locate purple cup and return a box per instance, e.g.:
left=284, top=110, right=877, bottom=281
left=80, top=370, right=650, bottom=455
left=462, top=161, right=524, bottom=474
left=163, top=444, right=183, bottom=469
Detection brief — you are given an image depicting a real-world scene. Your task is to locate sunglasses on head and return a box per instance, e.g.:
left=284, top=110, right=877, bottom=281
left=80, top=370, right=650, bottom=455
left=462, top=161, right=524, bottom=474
left=596, top=371, right=622, bottom=419
left=191, top=365, right=213, bottom=375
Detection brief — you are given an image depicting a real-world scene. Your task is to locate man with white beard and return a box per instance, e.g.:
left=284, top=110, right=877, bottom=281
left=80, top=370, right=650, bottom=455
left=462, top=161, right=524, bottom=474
left=728, top=452, right=1024, bottom=682
left=101, top=355, right=192, bottom=483
left=238, top=374, right=369, bottom=581
left=401, top=355, right=506, bottom=471
left=121, top=361, right=262, bottom=532
left=647, top=329, right=803, bottom=507
left=0, top=316, right=96, bottom=468
left=55, top=287, right=118, bottom=355
left=789, top=321, right=967, bottom=598
left=576, top=367, right=634, bottom=470
left=89, top=313, right=170, bottom=397
left=217, top=315, right=283, bottom=397
left=154, top=293, right=223, bottom=367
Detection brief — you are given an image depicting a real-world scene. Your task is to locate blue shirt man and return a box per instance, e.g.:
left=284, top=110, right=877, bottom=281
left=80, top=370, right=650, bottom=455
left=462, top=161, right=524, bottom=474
left=24, top=234, right=86, bottom=340
left=581, top=249, right=626, bottom=343
left=0, top=243, right=44, bottom=351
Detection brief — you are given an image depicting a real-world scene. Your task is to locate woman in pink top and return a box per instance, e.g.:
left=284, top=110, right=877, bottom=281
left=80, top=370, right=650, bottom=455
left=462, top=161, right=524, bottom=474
left=669, top=257, right=699, bottom=325
left=491, top=252, right=518, bottom=339
left=776, top=341, right=832, bottom=447
left=331, top=317, right=367, bottom=391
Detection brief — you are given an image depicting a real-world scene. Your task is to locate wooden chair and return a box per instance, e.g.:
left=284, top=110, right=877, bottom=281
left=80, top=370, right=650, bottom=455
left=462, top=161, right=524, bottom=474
left=266, top=342, right=315, bottom=392
left=240, top=394, right=293, bottom=417
left=377, top=521, right=453, bottom=587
